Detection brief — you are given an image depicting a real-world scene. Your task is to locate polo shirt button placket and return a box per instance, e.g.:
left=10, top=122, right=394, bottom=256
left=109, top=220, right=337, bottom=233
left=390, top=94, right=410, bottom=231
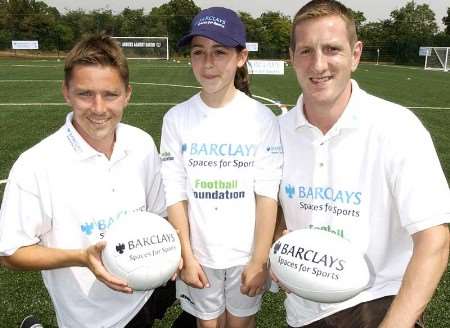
left=314, top=138, right=328, bottom=186
left=317, top=139, right=326, bottom=169
left=108, top=164, right=116, bottom=193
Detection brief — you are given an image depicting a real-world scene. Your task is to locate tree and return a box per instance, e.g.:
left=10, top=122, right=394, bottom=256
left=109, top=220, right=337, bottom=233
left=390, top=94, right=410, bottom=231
left=349, top=9, right=366, bottom=33
left=116, top=8, right=147, bottom=36
left=145, top=6, right=170, bottom=37
left=0, top=0, right=10, bottom=48
left=62, top=10, right=96, bottom=42
left=4, top=0, right=34, bottom=39
left=0, top=0, right=61, bottom=50
left=359, top=20, right=392, bottom=45
left=28, top=2, right=60, bottom=50
left=432, top=31, right=450, bottom=46
left=258, top=11, right=291, bottom=58
left=52, top=23, right=74, bottom=53
left=158, top=0, right=200, bottom=51
left=388, top=1, right=438, bottom=64
left=0, top=0, right=7, bottom=23
left=239, top=11, right=267, bottom=58
left=390, top=1, right=437, bottom=38
left=443, top=7, right=450, bottom=35
left=239, top=11, right=260, bottom=42
left=358, top=20, right=396, bottom=62
left=91, top=10, right=115, bottom=35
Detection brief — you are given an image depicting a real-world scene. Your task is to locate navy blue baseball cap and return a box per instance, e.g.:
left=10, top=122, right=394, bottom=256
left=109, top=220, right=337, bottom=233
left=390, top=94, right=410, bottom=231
left=177, top=7, right=246, bottom=48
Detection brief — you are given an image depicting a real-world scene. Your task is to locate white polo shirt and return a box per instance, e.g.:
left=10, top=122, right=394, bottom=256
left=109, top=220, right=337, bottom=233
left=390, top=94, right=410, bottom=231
left=160, top=91, right=282, bottom=269
left=0, top=113, right=166, bottom=328
left=278, top=80, right=450, bottom=326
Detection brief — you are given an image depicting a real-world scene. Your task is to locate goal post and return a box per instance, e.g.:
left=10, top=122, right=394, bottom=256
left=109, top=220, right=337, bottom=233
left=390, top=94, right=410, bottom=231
left=112, top=37, right=169, bottom=60
left=423, top=47, right=449, bottom=72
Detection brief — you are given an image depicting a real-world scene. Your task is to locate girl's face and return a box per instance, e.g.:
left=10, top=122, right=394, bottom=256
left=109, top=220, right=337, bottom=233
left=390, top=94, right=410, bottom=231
left=190, top=36, right=248, bottom=105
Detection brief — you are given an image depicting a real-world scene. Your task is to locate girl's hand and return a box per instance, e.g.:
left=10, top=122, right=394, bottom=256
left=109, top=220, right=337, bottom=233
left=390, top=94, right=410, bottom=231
left=240, top=260, right=269, bottom=297
left=170, top=257, right=183, bottom=281
left=180, top=257, right=210, bottom=289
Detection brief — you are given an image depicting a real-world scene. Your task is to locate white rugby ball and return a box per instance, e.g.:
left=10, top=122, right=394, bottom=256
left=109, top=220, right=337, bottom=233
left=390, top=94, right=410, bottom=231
left=270, top=229, right=370, bottom=303
left=102, top=212, right=181, bottom=291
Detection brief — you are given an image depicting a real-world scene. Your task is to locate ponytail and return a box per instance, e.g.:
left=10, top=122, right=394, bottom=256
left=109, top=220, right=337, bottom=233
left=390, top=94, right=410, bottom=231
left=234, top=47, right=251, bottom=96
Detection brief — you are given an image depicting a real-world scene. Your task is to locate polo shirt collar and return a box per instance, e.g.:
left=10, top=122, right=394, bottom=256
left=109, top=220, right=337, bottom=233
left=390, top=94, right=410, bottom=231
left=294, top=79, right=362, bottom=131
left=63, top=112, right=128, bottom=161
left=294, top=95, right=309, bottom=129
left=335, top=79, right=362, bottom=130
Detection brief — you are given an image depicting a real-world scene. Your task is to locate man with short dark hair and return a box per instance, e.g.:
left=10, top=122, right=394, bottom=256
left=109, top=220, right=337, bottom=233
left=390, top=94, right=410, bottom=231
left=0, top=34, right=175, bottom=327
left=275, top=1, right=450, bottom=327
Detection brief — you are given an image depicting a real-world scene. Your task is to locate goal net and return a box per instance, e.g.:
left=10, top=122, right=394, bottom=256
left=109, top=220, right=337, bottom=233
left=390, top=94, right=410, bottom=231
left=424, top=47, right=449, bottom=72
left=112, top=37, right=169, bottom=60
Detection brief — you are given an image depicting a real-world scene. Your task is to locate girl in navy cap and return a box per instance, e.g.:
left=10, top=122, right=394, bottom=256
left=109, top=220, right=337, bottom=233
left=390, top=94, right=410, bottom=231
left=160, top=7, right=282, bottom=328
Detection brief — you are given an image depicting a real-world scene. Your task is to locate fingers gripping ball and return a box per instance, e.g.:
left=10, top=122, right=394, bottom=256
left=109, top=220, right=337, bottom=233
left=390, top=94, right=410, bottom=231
left=270, top=229, right=370, bottom=303
left=102, top=212, right=181, bottom=291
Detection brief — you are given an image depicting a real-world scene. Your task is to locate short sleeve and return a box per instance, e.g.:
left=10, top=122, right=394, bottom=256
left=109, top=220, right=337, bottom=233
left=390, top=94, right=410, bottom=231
left=160, top=111, right=188, bottom=206
left=0, top=157, right=51, bottom=256
left=145, top=139, right=167, bottom=218
left=253, top=112, right=283, bottom=201
left=388, top=117, right=450, bottom=234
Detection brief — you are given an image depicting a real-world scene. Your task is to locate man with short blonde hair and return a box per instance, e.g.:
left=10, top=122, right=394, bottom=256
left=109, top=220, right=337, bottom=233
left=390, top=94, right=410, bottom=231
left=290, top=0, right=358, bottom=49
left=275, top=1, right=450, bottom=327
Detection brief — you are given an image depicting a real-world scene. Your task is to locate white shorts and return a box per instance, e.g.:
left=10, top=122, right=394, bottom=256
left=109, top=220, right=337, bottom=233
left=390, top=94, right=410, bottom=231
left=176, top=265, right=266, bottom=320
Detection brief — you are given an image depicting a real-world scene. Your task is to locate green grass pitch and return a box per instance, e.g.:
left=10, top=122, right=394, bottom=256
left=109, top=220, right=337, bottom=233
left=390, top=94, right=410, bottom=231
left=0, top=58, right=449, bottom=327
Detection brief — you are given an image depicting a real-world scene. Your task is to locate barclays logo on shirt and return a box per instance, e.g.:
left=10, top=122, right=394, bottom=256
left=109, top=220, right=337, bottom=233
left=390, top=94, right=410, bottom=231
left=285, top=184, right=296, bottom=198
left=80, top=206, right=146, bottom=238
left=266, top=145, right=283, bottom=154
left=186, top=143, right=256, bottom=157
left=283, top=184, right=362, bottom=205
left=160, top=151, right=174, bottom=162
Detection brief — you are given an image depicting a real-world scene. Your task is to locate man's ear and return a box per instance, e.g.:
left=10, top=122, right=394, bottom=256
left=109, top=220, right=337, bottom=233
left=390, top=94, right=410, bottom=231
left=351, top=41, right=363, bottom=72
left=125, top=84, right=132, bottom=104
left=62, top=81, right=71, bottom=105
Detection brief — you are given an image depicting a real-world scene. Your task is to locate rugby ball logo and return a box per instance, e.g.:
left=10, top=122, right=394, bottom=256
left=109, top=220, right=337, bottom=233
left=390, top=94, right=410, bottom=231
left=102, top=212, right=181, bottom=291
left=270, top=229, right=370, bottom=303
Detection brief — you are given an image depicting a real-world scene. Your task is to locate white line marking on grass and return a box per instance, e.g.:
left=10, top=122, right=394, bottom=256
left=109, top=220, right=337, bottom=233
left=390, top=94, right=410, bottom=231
left=3, top=103, right=446, bottom=110
left=128, top=102, right=288, bottom=107
left=0, top=77, right=448, bottom=111
left=132, top=81, right=201, bottom=89
left=408, top=106, right=450, bottom=109
left=369, top=63, right=423, bottom=71
left=0, top=103, right=67, bottom=106
left=0, top=179, right=7, bottom=185
left=0, top=102, right=290, bottom=107
left=129, top=102, right=179, bottom=106
left=132, top=65, right=193, bottom=68
left=0, top=80, right=198, bottom=88
left=0, top=80, right=291, bottom=110
left=0, top=79, right=61, bottom=83
left=0, top=64, right=59, bottom=68
left=364, top=63, right=450, bottom=72
left=253, top=95, right=289, bottom=114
